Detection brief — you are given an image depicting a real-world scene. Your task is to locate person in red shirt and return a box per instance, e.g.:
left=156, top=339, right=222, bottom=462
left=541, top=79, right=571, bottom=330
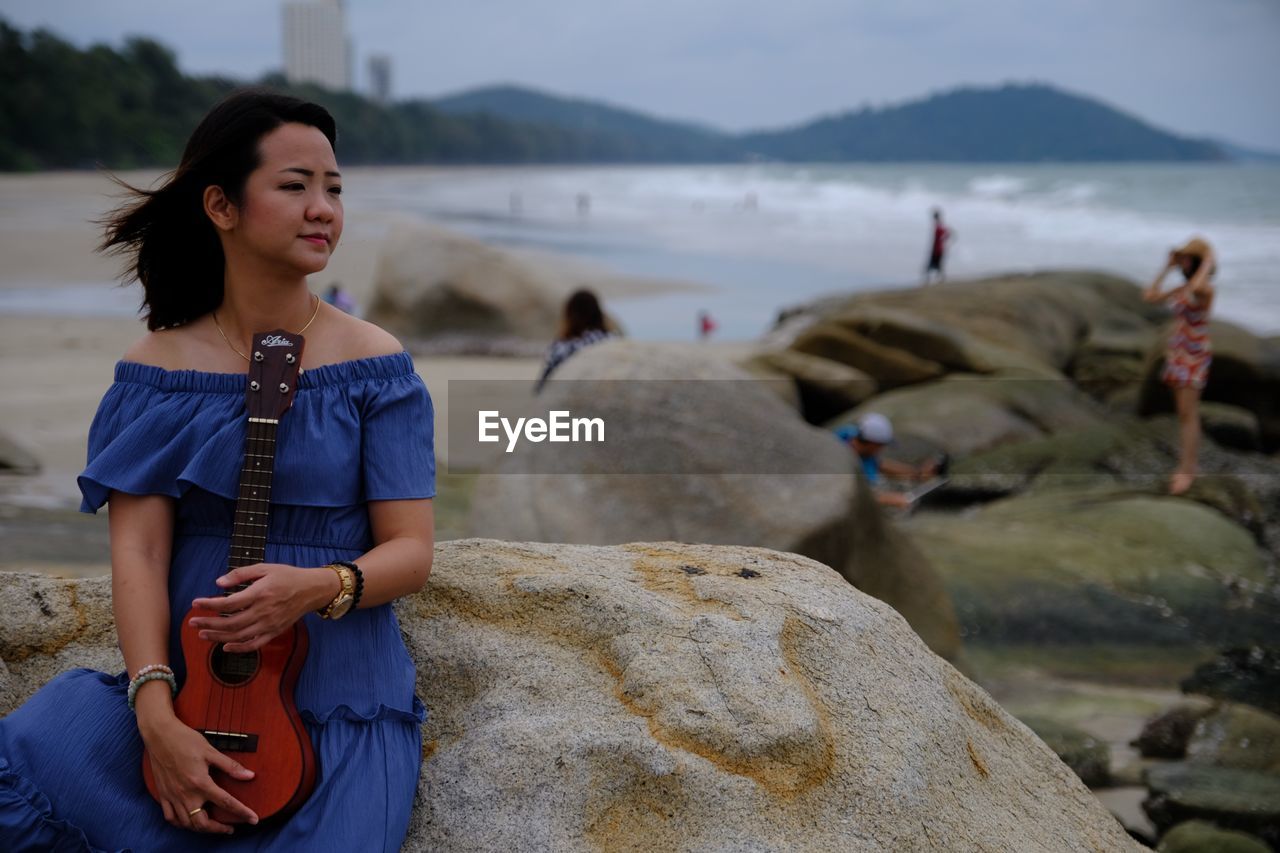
left=698, top=310, right=717, bottom=341
left=923, top=208, right=955, bottom=285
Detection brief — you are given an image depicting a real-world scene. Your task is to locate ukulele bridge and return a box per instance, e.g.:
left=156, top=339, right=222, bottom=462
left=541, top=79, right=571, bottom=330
left=201, top=730, right=260, bottom=753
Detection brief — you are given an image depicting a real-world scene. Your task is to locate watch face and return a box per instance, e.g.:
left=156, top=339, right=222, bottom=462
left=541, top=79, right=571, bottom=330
left=328, top=595, right=354, bottom=620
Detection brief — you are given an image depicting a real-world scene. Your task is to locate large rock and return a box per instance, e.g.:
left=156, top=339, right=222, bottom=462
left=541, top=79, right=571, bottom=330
left=1133, top=703, right=1215, bottom=760
left=1143, top=763, right=1280, bottom=849
left=467, top=340, right=961, bottom=659
left=0, top=430, right=41, bottom=475
left=780, top=272, right=1163, bottom=376
left=1020, top=715, right=1112, bottom=787
left=790, top=323, right=945, bottom=389
left=828, top=306, right=1010, bottom=374
left=906, top=483, right=1273, bottom=648
left=1182, top=648, right=1280, bottom=717
left=745, top=349, right=878, bottom=424
left=944, top=417, right=1280, bottom=551
left=1186, top=703, right=1280, bottom=773
left=2, top=545, right=1145, bottom=851
left=366, top=224, right=564, bottom=348
left=1072, top=326, right=1158, bottom=404
left=830, top=372, right=1106, bottom=458
left=1156, top=820, right=1271, bottom=853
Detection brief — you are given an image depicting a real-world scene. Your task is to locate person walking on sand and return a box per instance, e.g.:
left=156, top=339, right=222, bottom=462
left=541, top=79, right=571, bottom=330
left=923, top=208, right=954, bottom=285
left=1144, top=236, right=1216, bottom=495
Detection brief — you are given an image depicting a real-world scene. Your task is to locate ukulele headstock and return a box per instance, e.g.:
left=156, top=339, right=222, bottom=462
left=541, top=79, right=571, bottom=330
left=246, top=329, right=306, bottom=420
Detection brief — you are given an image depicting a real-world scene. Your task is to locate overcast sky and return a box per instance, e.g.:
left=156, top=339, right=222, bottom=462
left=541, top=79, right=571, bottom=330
left=3, top=0, right=1278, bottom=150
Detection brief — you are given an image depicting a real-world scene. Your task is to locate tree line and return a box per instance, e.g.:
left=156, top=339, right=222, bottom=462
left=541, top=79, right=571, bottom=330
left=0, top=20, right=714, bottom=172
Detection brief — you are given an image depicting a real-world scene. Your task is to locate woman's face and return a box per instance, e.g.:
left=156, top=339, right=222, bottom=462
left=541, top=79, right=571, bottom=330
left=225, top=122, right=343, bottom=277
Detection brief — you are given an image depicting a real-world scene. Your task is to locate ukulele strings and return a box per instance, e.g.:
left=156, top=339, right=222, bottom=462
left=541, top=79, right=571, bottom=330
left=236, top=417, right=271, bottom=752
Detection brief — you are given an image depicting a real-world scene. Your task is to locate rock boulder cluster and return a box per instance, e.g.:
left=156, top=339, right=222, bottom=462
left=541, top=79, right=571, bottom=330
left=3, top=541, right=1143, bottom=851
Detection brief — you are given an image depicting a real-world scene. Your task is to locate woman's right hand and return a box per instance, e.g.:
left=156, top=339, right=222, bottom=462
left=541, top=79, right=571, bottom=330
left=138, top=708, right=259, bottom=834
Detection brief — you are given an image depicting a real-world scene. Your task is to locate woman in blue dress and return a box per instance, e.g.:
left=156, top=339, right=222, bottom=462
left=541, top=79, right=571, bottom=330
left=0, top=90, right=435, bottom=849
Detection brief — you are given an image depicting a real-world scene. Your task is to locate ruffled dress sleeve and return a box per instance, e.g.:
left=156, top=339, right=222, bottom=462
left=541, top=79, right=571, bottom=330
left=359, top=364, right=436, bottom=501
left=77, top=354, right=436, bottom=514
left=77, top=363, right=247, bottom=514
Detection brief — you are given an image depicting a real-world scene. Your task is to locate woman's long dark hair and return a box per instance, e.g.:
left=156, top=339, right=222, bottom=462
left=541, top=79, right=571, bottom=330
left=560, top=289, right=607, bottom=339
left=99, top=89, right=337, bottom=330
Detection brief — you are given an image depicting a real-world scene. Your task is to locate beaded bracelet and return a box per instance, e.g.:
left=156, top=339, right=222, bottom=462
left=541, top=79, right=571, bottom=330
left=133, top=663, right=173, bottom=680
left=127, top=670, right=178, bottom=712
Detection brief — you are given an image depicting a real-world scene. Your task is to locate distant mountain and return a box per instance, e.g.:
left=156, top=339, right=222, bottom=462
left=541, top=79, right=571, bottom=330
left=0, top=14, right=1259, bottom=171
left=433, top=83, right=1233, bottom=163
left=432, top=85, right=738, bottom=161
left=740, top=84, right=1227, bottom=162
left=1213, top=140, right=1280, bottom=163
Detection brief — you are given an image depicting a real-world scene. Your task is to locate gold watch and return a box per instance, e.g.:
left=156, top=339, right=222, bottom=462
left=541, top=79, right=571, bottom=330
left=319, top=564, right=355, bottom=620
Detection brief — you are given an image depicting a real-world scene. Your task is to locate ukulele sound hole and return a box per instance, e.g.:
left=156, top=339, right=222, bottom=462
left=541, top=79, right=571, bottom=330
left=210, top=645, right=260, bottom=686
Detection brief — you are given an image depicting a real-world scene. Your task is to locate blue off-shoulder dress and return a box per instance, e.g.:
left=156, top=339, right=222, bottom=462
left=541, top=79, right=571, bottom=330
left=0, top=352, right=435, bottom=852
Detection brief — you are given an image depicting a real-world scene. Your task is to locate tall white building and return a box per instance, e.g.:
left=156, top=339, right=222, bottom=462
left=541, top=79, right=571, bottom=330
left=282, top=0, right=350, bottom=91
left=368, top=55, right=392, bottom=104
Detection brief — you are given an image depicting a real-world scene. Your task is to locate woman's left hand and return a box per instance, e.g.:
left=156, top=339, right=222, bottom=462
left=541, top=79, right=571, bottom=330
left=189, top=564, right=331, bottom=653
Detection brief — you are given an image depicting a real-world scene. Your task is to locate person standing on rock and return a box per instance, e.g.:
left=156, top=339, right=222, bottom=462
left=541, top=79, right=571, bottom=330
left=923, top=208, right=955, bottom=285
left=1144, top=236, right=1216, bottom=495
left=0, top=90, right=435, bottom=849
left=535, top=289, right=614, bottom=393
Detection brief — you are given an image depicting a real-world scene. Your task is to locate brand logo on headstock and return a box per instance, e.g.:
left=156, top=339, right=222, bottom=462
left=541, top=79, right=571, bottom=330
left=260, top=335, right=295, bottom=347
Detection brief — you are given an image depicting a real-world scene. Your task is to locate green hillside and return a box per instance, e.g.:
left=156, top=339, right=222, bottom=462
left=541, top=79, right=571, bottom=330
left=740, top=84, right=1226, bottom=162
left=0, top=19, right=1246, bottom=171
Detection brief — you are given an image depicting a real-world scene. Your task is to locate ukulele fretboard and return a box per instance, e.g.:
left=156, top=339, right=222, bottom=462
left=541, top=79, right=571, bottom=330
left=229, top=416, right=279, bottom=570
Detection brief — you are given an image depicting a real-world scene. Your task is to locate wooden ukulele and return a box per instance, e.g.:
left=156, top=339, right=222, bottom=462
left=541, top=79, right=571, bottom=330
left=143, top=330, right=317, bottom=824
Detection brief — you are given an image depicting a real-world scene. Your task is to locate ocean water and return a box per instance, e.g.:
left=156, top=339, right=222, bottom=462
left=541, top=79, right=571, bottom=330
left=4, top=163, right=1278, bottom=342
left=348, top=162, right=1280, bottom=341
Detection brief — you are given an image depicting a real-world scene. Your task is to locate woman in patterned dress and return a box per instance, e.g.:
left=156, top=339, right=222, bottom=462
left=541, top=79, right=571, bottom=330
left=1144, top=236, right=1216, bottom=495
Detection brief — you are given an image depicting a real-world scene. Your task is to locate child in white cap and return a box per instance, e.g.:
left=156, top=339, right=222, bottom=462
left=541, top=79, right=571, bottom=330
left=836, top=413, right=941, bottom=508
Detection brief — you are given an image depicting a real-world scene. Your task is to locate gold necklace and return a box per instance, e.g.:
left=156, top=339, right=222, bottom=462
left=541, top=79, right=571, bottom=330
left=213, top=294, right=321, bottom=363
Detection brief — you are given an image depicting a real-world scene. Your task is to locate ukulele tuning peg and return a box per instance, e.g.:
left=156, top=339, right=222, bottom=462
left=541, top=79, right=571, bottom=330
left=250, top=381, right=260, bottom=392
left=254, top=351, right=264, bottom=362
left=286, top=353, right=296, bottom=364
left=279, top=383, right=290, bottom=393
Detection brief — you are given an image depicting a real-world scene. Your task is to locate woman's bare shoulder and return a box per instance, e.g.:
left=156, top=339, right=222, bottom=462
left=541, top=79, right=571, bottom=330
left=323, top=310, right=405, bottom=363
left=120, top=323, right=207, bottom=370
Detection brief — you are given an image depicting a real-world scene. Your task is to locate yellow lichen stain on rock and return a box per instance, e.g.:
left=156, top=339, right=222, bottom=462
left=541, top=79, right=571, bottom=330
left=6, top=583, right=92, bottom=662
left=967, top=739, right=990, bottom=779
left=624, top=546, right=747, bottom=621
left=583, top=765, right=688, bottom=853
left=592, top=621, right=835, bottom=799
left=422, top=739, right=439, bottom=762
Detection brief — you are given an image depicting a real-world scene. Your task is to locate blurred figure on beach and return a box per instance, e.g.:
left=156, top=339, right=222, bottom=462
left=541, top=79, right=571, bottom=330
left=698, top=310, right=717, bottom=341
left=1144, top=236, right=1216, bottom=495
left=836, top=413, right=941, bottom=509
left=575, top=192, right=591, bottom=218
left=323, top=282, right=356, bottom=314
left=535, top=289, right=613, bottom=393
left=923, top=208, right=954, bottom=285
